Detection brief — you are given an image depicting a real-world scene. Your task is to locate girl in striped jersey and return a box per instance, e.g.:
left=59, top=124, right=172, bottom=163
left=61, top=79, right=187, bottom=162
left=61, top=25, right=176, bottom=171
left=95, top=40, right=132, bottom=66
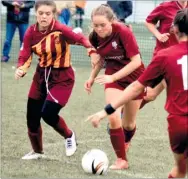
left=15, top=0, right=99, bottom=160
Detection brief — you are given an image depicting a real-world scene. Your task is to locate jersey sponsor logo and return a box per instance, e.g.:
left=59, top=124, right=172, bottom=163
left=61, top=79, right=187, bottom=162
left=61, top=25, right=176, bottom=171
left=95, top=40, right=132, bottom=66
left=104, top=55, right=124, bottom=61
left=112, top=41, right=118, bottom=49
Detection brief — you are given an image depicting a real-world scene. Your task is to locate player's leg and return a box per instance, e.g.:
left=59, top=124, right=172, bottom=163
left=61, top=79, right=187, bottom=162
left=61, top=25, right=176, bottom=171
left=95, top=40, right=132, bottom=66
left=122, top=98, right=142, bottom=152
left=168, top=153, right=187, bottom=178
left=167, top=114, right=188, bottom=178
left=22, top=76, right=46, bottom=160
left=42, top=67, right=76, bottom=157
left=105, top=88, right=128, bottom=170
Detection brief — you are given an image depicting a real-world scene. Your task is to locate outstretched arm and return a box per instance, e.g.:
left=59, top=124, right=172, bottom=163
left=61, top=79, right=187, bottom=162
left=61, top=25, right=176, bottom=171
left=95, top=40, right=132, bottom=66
left=86, top=81, right=145, bottom=127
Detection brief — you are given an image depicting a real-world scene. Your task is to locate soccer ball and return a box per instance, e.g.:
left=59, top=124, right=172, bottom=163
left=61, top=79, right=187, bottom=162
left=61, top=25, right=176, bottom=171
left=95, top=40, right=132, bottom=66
left=81, top=149, right=109, bottom=175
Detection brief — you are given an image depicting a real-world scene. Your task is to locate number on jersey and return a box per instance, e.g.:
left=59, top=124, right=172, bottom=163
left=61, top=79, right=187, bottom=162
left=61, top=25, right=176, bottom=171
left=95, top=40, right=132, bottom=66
left=177, top=55, right=188, bottom=90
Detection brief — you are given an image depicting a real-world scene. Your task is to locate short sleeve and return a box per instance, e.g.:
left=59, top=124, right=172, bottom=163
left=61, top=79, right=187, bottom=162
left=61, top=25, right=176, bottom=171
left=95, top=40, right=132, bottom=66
left=146, top=3, right=164, bottom=24
left=119, top=26, right=140, bottom=58
left=138, top=54, right=165, bottom=88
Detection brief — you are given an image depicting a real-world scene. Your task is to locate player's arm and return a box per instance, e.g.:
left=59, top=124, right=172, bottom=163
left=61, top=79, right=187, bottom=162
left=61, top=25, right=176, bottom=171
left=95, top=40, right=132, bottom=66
left=145, top=3, right=170, bottom=42
left=95, top=28, right=142, bottom=85
left=15, top=28, right=33, bottom=79
left=112, top=53, right=142, bottom=82
left=84, top=59, right=103, bottom=94
left=86, top=81, right=145, bottom=127
left=87, top=55, right=165, bottom=127
left=61, top=25, right=99, bottom=67
left=111, top=27, right=142, bottom=82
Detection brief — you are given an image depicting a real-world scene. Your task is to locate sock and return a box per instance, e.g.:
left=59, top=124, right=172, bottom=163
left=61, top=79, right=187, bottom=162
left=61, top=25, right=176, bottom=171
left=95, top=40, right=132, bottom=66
left=168, top=174, right=174, bottom=178
left=110, top=128, right=127, bottom=160
left=123, top=126, right=136, bottom=143
left=53, top=116, right=72, bottom=139
left=28, top=126, right=43, bottom=153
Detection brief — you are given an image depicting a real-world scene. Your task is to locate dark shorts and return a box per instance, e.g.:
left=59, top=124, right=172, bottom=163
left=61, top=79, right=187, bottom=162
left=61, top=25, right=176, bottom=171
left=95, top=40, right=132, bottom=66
left=28, top=66, right=75, bottom=106
left=105, top=82, right=144, bottom=100
left=167, top=114, right=188, bottom=158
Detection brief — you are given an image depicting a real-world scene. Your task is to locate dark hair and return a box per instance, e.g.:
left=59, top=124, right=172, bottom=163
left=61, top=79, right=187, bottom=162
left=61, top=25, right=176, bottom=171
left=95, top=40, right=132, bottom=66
left=35, top=0, right=56, bottom=14
left=91, top=4, right=117, bottom=21
left=173, top=8, right=188, bottom=35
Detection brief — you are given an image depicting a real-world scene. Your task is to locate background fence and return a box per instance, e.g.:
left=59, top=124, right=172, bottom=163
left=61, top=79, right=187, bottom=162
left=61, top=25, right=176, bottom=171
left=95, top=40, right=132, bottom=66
left=1, top=0, right=165, bottom=66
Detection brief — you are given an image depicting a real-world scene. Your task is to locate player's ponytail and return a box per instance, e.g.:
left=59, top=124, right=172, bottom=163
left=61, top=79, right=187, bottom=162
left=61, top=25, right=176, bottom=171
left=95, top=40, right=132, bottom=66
left=173, top=8, right=188, bottom=35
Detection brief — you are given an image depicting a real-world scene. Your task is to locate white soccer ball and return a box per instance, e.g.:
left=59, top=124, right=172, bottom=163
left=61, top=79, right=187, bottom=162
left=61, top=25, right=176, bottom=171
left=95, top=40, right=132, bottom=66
left=82, top=149, right=109, bottom=175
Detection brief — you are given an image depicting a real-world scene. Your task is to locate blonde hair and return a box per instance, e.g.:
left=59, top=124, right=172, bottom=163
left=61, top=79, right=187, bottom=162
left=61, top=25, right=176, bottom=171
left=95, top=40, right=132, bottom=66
left=91, top=4, right=117, bottom=22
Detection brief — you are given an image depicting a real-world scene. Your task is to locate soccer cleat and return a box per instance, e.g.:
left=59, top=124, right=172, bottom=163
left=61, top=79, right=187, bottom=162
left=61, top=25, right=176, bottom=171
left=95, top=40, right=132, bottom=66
left=125, top=142, right=131, bottom=153
left=65, top=131, right=77, bottom=157
left=21, top=151, right=46, bottom=160
left=109, top=158, right=128, bottom=170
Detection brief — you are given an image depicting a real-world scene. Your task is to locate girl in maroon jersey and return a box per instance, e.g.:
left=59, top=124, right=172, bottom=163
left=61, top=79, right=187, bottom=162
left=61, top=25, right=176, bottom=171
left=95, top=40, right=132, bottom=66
left=84, top=4, right=145, bottom=170
left=87, top=8, right=188, bottom=178
left=15, top=0, right=99, bottom=160
left=141, top=0, right=188, bottom=108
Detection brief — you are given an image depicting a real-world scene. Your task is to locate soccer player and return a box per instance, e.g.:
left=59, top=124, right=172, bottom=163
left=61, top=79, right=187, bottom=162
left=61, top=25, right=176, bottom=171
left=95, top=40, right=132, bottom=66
left=15, top=0, right=99, bottom=160
left=84, top=4, right=145, bottom=169
left=141, top=0, right=188, bottom=107
left=87, top=8, right=188, bottom=178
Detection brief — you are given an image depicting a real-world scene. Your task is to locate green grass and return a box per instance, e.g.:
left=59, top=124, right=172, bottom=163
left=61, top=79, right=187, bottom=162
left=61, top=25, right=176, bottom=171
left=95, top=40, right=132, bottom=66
left=1, top=63, right=174, bottom=178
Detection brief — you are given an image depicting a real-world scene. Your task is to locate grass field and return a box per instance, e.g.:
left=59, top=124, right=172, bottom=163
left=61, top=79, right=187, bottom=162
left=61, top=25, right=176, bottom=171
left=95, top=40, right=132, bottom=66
left=1, top=62, right=174, bottom=178
left=1, top=13, right=174, bottom=178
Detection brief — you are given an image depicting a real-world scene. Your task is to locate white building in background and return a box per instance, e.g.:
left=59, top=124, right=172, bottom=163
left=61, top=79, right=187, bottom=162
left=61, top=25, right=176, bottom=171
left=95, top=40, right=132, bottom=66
left=1, top=0, right=164, bottom=23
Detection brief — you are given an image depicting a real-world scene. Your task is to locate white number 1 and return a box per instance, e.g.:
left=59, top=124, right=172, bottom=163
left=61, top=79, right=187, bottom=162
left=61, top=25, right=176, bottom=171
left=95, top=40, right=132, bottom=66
left=177, top=55, right=188, bottom=90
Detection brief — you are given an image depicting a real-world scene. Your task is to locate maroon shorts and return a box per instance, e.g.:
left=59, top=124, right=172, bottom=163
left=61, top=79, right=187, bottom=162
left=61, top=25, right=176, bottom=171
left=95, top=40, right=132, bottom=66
left=167, top=114, right=188, bottom=158
left=105, top=82, right=144, bottom=100
left=28, top=65, right=75, bottom=106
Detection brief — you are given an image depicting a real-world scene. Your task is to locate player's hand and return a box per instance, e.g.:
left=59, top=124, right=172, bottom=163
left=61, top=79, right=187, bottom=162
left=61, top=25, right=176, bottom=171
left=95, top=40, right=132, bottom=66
left=90, top=53, right=100, bottom=68
left=156, top=33, right=170, bottom=43
left=15, top=68, right=25, bottom=80
left=85, top=110, right=107, bottom=128
left=95, top=75, right=115, bottom=85
left=12, top=1, right=21, bottom=7
left=84, top=77, right=94, bottom=94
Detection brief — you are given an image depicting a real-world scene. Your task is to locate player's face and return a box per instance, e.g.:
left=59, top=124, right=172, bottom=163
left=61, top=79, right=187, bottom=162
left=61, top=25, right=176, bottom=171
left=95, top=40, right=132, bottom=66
left=36, top=5, right=54, bottom=30
left=92, top=15, right=113, bottom=38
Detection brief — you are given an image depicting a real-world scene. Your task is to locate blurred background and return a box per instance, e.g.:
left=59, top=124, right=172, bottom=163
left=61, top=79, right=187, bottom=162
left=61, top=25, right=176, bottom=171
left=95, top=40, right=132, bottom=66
left=1, top=0, right=165, bottom=66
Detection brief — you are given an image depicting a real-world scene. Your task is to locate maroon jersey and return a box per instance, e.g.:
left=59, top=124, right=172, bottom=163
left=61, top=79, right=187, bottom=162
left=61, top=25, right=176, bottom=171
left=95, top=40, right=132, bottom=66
left=146, top=1, right=188, bottom=55
left=18, top=19, right=92, bottom=72
left=89, top=22, right=145, bottom=85
left=138, top=41, right=188, bottom=115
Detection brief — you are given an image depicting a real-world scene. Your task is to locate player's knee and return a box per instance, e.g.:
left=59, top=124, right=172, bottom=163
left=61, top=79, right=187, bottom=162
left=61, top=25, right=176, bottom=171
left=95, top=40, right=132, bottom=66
left=27, top=120, right=40, bottom=133
left=108, top=115, right=121, bottom=128
left=41, top=109, right=59, bottom=127
left=41, top=100, right=62, bottom=127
